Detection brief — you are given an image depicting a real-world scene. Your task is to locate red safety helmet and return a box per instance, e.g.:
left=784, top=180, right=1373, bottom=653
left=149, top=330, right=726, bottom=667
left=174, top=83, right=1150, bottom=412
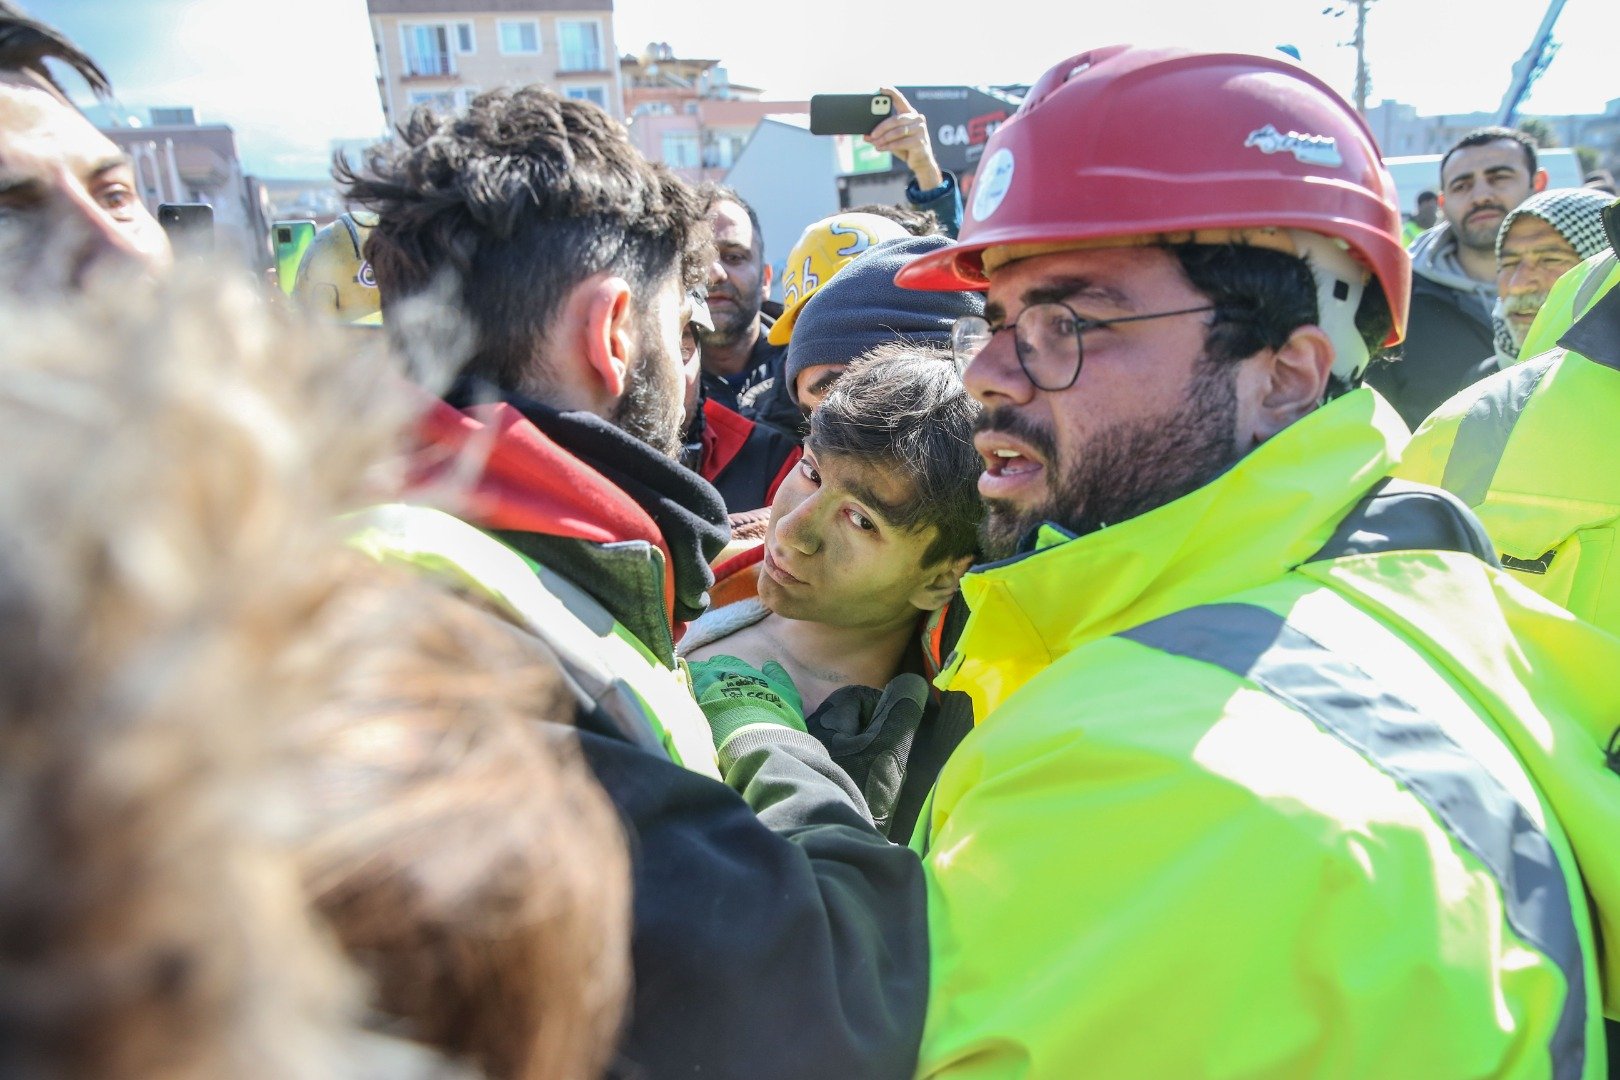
left=896, top=45, right=1410, bottom=346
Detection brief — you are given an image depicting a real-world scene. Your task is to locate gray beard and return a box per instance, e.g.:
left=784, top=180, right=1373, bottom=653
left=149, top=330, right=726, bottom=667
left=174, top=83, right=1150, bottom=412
left=978, top=358, right=1244, bottom=560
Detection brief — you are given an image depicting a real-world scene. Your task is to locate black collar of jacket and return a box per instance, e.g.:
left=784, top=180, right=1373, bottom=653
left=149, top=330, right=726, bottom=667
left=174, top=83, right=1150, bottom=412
left=1559, top=285, right=1620, bottom=371
left=444, top=379, right=730, bottom=662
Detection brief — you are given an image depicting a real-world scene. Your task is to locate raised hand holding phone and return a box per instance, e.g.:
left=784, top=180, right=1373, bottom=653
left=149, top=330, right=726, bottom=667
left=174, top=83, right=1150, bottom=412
left=864, top=87, right=944, bottom=191
left=808, top=91, right=894, bottom=136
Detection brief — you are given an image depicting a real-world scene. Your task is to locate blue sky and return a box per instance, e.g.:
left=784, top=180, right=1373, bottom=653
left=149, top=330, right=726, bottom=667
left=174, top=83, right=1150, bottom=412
left=27, top=0, right=1619, bottom=179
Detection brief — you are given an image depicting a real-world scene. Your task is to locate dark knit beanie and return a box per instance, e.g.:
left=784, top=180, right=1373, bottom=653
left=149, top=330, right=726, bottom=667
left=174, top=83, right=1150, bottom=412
left=783, top=234, right=984, bottom=401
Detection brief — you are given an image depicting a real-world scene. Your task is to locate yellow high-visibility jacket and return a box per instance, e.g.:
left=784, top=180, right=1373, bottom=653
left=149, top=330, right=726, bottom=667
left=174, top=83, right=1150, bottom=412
left=1518, top=249, right=1619, bottom=362
left=918, top=389, right=1620, bottom=1078
left=351, top=503, right=720, bottom=777
left=1400, top=274, right=1620, bottom=634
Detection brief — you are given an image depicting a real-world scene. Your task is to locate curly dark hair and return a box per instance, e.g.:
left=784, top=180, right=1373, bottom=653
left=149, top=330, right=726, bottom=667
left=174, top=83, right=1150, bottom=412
left=339, top=87, right=711, bottom=393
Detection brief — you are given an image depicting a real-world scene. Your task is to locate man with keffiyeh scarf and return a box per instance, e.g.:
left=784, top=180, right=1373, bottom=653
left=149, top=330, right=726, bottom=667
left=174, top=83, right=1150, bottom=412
left=1458, top=187, right=1612, bottom=387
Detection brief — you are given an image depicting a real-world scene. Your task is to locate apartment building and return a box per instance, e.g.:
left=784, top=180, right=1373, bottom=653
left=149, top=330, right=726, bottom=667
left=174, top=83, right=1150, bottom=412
left=367, top=0, right=622, bottom=129
left=97, top=109, right=273, bottom=268
left=621, top=43, right=807, bottom=185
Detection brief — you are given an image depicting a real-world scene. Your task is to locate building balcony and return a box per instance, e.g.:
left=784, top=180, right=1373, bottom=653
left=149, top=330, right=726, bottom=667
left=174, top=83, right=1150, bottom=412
left=558, top=55, right=607, bottom=76
left=402, top=53, right=456, bottom=79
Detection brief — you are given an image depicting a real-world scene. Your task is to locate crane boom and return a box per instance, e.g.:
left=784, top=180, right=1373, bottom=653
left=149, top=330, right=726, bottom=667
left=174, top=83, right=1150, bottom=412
left=1496, top=0, right=1568, bottom=125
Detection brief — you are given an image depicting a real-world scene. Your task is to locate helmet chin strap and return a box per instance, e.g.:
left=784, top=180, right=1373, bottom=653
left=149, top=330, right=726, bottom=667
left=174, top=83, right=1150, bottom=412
left=1287, top=230, right=1370, bottom=397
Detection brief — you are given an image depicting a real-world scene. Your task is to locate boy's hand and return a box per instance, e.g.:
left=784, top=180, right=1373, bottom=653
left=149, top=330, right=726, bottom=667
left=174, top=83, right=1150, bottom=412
left=689, top=655, right=807, bottom=748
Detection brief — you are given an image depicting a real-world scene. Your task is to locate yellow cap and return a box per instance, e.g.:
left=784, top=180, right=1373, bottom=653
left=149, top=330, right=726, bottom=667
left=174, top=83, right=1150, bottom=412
left=292, top=211, right=382, bottom=326
left=767, top=212, right=910, bottom=346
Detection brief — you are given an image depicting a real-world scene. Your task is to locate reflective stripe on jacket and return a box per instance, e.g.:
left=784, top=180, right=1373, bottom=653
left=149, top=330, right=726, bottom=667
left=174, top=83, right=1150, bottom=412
left=351, top=503, right=720, bottom=779
left=918, top=389, right=1620, bottom=1077
left=1400, top=285, right=1620, bottom=635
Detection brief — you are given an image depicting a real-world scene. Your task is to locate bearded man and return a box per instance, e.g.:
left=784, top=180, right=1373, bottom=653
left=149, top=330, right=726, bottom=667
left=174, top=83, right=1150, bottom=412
left=695, top=185, right=780, bottom=414
left=1365, top=126, right=1547, bottom=425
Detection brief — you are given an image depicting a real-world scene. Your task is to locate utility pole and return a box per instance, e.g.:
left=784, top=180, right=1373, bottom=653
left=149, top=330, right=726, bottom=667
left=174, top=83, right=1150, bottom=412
left=1323, top=0, right=1375, bottom=115
left=1351, top=0, right=1371, bottom=114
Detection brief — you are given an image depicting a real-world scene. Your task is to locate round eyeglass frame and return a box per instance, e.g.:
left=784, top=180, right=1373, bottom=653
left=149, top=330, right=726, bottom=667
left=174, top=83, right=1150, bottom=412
left=951, top=300, right=1218, bottom=391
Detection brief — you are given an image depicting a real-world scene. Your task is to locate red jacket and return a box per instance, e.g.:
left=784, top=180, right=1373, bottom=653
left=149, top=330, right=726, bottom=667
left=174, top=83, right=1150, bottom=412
left=700, top=398, right=801, bottom=514
left=414, top=396, right=681, bottom=627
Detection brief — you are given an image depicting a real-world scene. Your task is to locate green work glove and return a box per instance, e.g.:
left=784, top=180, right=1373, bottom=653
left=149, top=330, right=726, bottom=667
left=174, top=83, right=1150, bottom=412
left=688, top=655, right=807, bottom=748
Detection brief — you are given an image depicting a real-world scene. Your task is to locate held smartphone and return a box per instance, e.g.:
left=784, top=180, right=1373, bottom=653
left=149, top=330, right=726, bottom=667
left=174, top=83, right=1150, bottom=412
left=157, top=202, right=214, bottom=252
left=272, top=220, right=316, bottom=295
left=809, top=93, right=894, bottom=136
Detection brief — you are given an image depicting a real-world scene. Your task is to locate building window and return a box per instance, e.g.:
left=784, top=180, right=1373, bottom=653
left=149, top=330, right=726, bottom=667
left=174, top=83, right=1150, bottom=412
left=557, top=19, right=603, bottom=71
left=703, top=133, right=746, bottom=169
left=454, top=21, right=475, bottom=53
left=401, top=23, right=454, bottom=77
left=498, top=19, right=540, bottom=55
left=407, top=89, right=458, bottom=113
left=661, top=132, right=700, bottom=169
left=457, top=86, right=481, bottom=109
left=149, top=106, right=196, bottom=126
left=565, top=85, right=608, bottom=110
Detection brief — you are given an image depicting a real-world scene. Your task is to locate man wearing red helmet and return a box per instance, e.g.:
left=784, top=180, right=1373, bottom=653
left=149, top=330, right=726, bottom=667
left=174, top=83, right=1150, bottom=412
left=686, top=43, right=1620, bottom=1077
left=877, top=44, right=1620, bottom=1076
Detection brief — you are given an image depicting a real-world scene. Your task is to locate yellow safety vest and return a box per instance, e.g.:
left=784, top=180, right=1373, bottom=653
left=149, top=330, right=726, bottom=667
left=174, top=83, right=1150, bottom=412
left=1400, top=277, right=1620, bottom=634
left=350, top=503, right=720, bottom=779
left=917, top=391, right=1620, bottom=1077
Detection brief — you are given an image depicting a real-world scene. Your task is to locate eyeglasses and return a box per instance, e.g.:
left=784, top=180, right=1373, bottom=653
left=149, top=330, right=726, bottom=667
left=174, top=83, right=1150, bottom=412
left=951, top=301, right=1217, bottom=391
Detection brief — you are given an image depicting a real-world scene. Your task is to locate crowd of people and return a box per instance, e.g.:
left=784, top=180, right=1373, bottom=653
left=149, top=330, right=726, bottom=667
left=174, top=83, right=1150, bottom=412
left=3, top=2, right=1620, bottom=1077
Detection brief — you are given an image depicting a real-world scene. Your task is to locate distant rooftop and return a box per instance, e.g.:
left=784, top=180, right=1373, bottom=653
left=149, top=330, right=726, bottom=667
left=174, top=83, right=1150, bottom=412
left=366, top=0, right=611, bottom=13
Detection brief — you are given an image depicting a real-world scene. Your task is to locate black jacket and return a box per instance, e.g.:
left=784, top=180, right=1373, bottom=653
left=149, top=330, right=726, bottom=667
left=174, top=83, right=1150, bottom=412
left=701, top=303, right=787, bottom=418
left=578, top=712, right=928, bottom=1079
left=438, top=391, right=929, bottom=1080
left=683, top=397, right=802, bottom=515
left=805, top=597, right=976, bottom=843
left=1365, top=233, right=1496, bottom=428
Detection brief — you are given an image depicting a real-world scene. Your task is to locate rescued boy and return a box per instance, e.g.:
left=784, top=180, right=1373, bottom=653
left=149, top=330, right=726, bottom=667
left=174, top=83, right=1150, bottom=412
left=682, top=344, right=982, bottom=838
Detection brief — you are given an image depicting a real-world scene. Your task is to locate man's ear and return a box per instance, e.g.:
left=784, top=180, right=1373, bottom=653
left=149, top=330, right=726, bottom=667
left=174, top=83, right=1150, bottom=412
left=1533, top=168, right=1549, bottom=193
left=1437, top=192, right=1446, bottom=209
left=579, top=275, right=637, bottom=399
left=1237, top=324, right=1335, bottom=445
left=910, top=553, right=974, bottom=613
left=759, top=258, right=774, bottom=301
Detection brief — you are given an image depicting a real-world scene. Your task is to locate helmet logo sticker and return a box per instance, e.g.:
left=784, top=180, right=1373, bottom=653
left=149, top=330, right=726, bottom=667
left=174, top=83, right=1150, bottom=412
left=1244, top=124, right=1343, bottom=168
left=356, top=261, right=377, bottom=289
left=829, top=222, right=874, bottom=257
left=972, top=148, right=1016, bottom=221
